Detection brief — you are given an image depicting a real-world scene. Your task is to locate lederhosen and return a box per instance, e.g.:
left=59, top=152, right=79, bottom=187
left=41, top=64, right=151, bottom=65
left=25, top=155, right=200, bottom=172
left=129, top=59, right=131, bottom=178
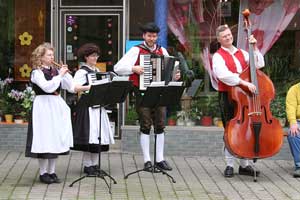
left=25, top=67, right=68, bottom=158
left=130, top=44, right=166, bottom=135
left=72, top=65, right=109, bottom=152
left=216, top=48, right=248, bottom=128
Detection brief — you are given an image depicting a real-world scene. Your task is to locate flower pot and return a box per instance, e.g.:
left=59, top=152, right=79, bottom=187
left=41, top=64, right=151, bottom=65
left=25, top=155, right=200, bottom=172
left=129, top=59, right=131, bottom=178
left=4, top=114, right=13, bottom=123
left=278, top=118, right=286, bottom=127
left=213, top=117, right=223, bottom=127
left=176, top=119, right=185, bottom=126
left=217, top=120, right=223, bottom=127
left=186, top=120, right=195, bottom=126
left=168, top=119, right=176, bottom=126
left=201, top=116, right=212, bottom=126
left=14, top=119, right=24, bottom=124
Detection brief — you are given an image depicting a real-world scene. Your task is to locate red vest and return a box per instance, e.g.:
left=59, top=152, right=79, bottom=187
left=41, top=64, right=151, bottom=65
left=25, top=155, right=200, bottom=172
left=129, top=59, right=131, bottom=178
left=216, top=48, right=248, bottom=91
left=129, top=44, right=164, bottom=88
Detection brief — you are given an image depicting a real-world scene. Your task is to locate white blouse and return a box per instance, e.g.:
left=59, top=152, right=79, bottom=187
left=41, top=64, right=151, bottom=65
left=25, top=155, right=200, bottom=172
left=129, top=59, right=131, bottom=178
left=212, top=46, right=265, bottom=86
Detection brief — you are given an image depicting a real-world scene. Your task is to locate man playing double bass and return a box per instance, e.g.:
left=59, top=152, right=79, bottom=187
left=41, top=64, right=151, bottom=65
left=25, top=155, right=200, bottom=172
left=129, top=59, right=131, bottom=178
left=212, top=24, right=265, bottom=178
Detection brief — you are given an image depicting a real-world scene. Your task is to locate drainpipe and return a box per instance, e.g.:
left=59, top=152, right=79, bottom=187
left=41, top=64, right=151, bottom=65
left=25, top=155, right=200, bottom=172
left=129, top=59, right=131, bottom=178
left=155, top=0, right=168, bottom=48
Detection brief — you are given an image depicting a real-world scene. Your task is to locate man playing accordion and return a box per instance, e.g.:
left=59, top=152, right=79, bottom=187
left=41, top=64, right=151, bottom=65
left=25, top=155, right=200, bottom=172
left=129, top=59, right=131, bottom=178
left=114, top=22, right=180, bottom=171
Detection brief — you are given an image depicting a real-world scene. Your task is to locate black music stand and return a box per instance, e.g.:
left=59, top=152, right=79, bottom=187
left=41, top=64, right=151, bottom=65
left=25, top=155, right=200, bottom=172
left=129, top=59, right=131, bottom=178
left=69, top=81, right=132, bottom=194
left=124, top=85, right=185, bottom=183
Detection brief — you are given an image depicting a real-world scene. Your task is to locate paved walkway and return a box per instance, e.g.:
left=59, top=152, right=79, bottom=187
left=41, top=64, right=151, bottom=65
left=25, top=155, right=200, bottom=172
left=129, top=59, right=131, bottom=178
left=0, top=150, right=299, bottom=200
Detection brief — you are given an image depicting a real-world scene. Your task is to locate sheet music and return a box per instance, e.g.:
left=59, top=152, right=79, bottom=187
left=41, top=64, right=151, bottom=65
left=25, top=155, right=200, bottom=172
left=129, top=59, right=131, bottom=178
left=171, top=61, right=180, bottom=81
left=149, top=81, right=165, bottom=87
left=168, top=81, right=183, bottom=86
left=92, top=78, right=110, bottom=85
left=112, top=76, right=129, bottom=81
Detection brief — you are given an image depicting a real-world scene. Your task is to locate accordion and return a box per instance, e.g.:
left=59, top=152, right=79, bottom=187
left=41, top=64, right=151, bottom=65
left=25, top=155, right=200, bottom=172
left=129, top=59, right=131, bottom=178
left=139, top=54, right=179, bottom=90
left=86, top=72, right=116, bottom=85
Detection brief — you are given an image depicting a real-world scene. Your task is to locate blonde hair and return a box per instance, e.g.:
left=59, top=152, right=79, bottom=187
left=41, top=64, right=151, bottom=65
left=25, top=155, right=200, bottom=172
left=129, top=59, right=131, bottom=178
left=31, top=42, right=54, bottom=69
left=216, top=24, right=229, bottom=38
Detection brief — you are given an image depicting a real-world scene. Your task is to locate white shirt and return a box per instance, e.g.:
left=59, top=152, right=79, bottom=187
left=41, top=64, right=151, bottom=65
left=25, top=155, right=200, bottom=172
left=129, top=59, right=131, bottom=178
left=31, top=67, right=75, bottom=93
left=114, top=42, right=169, bottom=75
left=212, top=46, right=265, bottom=86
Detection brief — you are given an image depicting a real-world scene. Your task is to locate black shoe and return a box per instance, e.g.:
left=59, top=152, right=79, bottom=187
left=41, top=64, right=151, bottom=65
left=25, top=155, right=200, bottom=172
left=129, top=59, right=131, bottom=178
left=224, top=166, right=234, bottom=178
left=144, top=161, right=153, bottom=172
left=156, top=160, right=172, bottom=171
left=293, top=169, right=300, bottom=178
left=49, top=173, right=61, bottom=183
left=239, top=166, right=260, bottom=177
left=83, top=166, right=97, bottom=176
left=92, top=165, right=99, bottom=170
left=39, top=173, right=55, bottom=184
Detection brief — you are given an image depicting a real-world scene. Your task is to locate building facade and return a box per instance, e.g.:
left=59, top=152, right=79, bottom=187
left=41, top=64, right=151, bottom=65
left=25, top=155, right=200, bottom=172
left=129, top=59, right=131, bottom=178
left=1, top=0, right=300, bottom=138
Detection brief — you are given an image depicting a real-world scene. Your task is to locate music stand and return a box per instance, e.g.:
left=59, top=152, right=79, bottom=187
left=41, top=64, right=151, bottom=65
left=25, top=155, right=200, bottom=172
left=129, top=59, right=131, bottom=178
left=69, top=81, right=132, bottom=194
left=124, top=85, right=184, bottom=183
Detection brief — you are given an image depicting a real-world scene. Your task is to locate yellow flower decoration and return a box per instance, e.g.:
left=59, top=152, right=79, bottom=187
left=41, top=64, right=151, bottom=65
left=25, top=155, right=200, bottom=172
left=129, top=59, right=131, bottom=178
left=19, top=32, right=33, bottom=46
left=38, top=10, right=44, bottom=27
left=19, top=64, right=32, bottom=78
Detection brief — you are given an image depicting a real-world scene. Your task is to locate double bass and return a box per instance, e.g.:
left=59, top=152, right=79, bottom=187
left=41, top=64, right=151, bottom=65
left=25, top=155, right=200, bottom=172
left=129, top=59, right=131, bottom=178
left=224, top=9, right=284, bottom=161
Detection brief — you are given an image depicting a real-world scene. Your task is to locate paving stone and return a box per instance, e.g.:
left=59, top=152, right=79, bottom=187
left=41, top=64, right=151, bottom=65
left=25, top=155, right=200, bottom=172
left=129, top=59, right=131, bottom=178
left=0, top=151, right=300, bottom=199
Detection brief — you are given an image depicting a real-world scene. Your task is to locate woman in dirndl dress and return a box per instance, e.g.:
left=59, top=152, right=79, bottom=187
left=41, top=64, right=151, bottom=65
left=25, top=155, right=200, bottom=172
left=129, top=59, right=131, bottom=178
left=25, top=43, right=89, bottom=184
left=72, top=43, right=115, bottom=175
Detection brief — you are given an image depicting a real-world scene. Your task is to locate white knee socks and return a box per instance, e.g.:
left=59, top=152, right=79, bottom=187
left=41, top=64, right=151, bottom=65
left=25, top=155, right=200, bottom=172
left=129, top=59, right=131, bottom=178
left=140, top=133, right=165, bottom=163
left=83, top=152, right=92, bottom=167
left=156, top=133, right=165, bottom=162
left=48, top=158, right=56, bottom=174
left=225, top=148, right=249, bottom=168
left=38, top=158, right=57, bottom=175
left=91, top=153, right=98, bottom=166
left=140, top=133, right=151, bottom=163
left=38, top=159, right=48, bottom=175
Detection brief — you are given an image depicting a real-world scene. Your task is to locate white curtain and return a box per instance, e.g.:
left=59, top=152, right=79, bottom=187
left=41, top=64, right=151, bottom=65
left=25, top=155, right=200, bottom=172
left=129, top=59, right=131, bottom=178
left=237, top=0, right=300, bottom=55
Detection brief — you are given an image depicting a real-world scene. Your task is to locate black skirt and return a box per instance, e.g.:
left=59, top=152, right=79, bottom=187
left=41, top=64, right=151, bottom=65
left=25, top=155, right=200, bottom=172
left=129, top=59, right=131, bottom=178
left=72, top=95, right=109, bottom=153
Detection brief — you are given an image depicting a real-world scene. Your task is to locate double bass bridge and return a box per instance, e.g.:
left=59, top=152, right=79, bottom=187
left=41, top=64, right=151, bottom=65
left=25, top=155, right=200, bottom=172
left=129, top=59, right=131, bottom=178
left=248, top=111, right=262, bottom=116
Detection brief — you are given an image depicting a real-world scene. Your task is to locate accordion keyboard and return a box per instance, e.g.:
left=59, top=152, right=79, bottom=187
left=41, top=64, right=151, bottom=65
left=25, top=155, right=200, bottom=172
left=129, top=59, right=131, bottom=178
left=139, top=54, right=152, bottom=90
left=87, top=73, right=110, bottom=85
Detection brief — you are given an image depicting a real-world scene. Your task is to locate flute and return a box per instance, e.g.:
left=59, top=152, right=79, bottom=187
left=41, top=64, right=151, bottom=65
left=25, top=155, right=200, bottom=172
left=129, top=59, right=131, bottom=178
left=51, top=61, right=71, bottom=74
left=51, top=60, right=64, bottom=69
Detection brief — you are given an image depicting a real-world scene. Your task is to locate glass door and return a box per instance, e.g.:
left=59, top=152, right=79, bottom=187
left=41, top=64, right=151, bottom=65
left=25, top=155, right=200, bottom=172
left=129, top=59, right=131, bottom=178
left=56, top=5, right=125, bottom=138
left=62, top=14, right=121, bottom=72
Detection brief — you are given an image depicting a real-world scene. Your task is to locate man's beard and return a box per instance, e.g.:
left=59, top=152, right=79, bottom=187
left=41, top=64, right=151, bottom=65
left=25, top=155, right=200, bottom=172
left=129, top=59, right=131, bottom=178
left=145, top=41, right=155, bottom=48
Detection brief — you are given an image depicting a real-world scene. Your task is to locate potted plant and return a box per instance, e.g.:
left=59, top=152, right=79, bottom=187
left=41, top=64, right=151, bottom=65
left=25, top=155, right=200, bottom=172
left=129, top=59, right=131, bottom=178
left=270, top=95, right=286, bottom=127
left=176, top=110, right=187, bottom=126
left=192, top=95, right=218, bottom=126
left=167, top=114, right=177, bottom=126
left=187, top=104, right=202, bottom=125
left=6, top=89, right=25, bottom=123
left=0, top=77, right=14, bottom=122
left=125, top=106, right=139, bottom=125
left=20, top=86, right=35, bottom=122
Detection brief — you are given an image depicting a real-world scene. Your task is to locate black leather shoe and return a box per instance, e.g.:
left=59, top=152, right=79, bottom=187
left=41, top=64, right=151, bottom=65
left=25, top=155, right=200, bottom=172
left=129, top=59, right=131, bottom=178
left=156, top=160, right=172, bottom=171
left=84, top=166, right=97, bottom=176
left=239, top=166, right=260, bottom=177
left=39, top=173, right=54, bottom=184
left=224, top=166, right=234, bottom=178
left=144, top=161, right=153, bottom=172
left=92, top=165, right=99, bottom=170
left=49, top=173, right=61, bottom=183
